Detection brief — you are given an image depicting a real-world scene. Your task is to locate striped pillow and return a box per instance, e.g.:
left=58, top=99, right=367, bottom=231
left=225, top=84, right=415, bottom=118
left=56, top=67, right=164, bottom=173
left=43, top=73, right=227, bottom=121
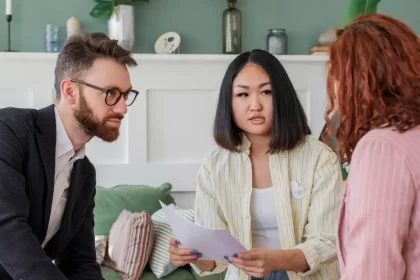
left=104, top=210, right=154, bottom=280
left=149, top=208, right=195, bottom=278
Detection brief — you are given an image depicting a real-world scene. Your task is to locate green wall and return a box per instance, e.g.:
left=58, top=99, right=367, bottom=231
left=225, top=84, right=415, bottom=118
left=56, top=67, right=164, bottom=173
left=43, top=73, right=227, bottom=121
left=1, top=0, right=419, bottom=54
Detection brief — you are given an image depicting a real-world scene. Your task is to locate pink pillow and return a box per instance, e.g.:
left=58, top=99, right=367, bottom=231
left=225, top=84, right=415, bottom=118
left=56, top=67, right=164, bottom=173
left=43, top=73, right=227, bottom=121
left=103, top=210, right=154, bottom=280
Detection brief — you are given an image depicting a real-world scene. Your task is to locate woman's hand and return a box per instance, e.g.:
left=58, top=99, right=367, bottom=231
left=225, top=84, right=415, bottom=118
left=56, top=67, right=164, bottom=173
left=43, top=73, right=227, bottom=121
left=168, top=238, right=202, bottom=267
left=227, top=248, right=278, bottom=278
left=228, top=248, right=309, bottom=277
left=168, top=238, right=216, bottom=271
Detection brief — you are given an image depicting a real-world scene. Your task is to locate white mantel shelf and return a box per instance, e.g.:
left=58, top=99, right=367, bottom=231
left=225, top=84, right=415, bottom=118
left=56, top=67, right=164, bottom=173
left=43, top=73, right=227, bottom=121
left=0, top=52, right=329, bottom=63
left=0, top=51, right=329, bottom=192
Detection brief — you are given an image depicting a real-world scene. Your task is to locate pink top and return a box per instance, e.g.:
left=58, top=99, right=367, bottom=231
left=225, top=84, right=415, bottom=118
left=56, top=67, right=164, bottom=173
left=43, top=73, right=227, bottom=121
left=338, top=126, right=420, bottom=280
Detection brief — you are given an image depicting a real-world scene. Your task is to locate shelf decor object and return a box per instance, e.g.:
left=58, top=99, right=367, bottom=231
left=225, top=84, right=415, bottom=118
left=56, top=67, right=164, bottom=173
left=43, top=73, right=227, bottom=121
left=222, top=0, right=241, bottom=54
left=154, top=32, right=181, bottom=54
left=3, top=0, right=18, bottom=52
left=310, top=0, right=381, bottom=55
left=267, top=28, right=287, bottom=55
left=90, top=0, right=152, bottom=51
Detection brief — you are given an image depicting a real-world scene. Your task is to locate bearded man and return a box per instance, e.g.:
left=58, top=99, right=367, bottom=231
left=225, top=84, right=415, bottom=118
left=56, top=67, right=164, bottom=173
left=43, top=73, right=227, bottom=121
left=0, top=32, right=138, bottom=280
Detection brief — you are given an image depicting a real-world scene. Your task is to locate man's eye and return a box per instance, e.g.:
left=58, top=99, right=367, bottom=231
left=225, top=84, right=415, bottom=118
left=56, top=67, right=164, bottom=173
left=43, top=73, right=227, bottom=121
left=106, top=89, right=117, bottom=96
left=123, top=92, right=131, bottom=100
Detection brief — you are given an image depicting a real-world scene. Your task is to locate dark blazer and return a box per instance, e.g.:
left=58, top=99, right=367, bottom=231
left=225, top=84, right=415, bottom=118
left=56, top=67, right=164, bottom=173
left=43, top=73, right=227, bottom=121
left=0, top=105, right=103, bottom=280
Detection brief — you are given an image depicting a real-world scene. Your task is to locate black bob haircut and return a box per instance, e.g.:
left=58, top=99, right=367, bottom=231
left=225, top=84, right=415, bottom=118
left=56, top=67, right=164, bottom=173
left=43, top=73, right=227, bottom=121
left=213, top=49, right=311, bottom=154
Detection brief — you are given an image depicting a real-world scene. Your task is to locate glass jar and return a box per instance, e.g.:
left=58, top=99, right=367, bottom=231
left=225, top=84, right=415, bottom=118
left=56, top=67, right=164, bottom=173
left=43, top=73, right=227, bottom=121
left=223, top=0, right=241, bottom=54
left=45, top=24, right=61, bottom=52
left=267, top=28, right=287, bottom=55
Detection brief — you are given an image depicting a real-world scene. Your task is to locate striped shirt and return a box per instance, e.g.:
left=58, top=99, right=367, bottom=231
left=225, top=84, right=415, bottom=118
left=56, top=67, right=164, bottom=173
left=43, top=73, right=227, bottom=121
left=337, top=126, right=420, bottom=280
left=190, top=135, right=344, bottom=280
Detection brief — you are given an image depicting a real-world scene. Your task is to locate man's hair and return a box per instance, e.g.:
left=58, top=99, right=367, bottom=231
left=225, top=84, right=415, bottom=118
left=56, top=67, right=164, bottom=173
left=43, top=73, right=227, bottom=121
left=54, top=32, right=137, bottom=100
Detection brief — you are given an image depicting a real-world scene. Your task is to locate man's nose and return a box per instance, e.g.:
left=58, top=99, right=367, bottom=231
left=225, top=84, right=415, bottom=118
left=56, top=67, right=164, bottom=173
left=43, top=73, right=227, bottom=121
left=113, top=96, right=128, bottom=115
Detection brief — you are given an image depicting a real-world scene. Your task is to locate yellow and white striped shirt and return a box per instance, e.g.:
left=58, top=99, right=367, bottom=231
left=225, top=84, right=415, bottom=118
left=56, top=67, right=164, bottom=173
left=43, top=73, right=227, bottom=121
left=191, top=135, right=344, bottom=280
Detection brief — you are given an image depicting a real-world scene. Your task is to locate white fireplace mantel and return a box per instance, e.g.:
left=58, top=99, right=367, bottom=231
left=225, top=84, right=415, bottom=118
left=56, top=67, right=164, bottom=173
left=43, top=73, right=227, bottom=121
left=0, top=53, right=329, bottom=192
left=0, top=52, right=328, bottom=62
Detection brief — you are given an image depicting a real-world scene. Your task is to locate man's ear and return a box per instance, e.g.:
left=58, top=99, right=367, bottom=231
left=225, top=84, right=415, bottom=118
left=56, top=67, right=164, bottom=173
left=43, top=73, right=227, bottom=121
left=60, top=79, right=77, bottom=105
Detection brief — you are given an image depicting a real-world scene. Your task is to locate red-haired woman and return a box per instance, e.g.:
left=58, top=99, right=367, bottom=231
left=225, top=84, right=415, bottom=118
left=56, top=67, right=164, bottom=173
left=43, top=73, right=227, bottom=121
left=324, top=13, right=420, bottom=280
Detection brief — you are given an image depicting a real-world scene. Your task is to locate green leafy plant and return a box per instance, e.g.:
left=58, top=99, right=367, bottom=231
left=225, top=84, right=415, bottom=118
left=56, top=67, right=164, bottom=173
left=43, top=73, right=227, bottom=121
left=90, top=0, right=150, bottom=19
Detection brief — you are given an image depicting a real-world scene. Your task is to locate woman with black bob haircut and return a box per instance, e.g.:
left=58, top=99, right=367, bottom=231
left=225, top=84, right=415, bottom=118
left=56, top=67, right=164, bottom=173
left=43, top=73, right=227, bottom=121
left=168, top=49, right=344, bottom=280
left=214, top=49, right=311, bottom=153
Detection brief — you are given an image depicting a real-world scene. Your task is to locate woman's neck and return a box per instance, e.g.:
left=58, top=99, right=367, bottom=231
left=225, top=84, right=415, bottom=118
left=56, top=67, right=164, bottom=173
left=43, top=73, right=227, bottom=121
left=245, top=133, right=270, bottom=155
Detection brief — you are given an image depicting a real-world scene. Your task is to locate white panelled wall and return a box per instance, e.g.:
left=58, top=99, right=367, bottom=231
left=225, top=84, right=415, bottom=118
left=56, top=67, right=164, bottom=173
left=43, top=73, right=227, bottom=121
left=0, top=53, right=329, bottom=209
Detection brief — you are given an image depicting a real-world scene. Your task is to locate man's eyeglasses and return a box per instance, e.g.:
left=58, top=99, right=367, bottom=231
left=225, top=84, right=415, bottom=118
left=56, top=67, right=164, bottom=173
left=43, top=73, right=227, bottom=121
left=71, top=79, right=139, bottom=106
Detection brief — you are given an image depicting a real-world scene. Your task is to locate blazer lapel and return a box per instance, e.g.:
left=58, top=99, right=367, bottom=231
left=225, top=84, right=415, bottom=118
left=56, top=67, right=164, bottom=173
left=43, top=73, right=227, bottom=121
left=44, top=159, right=87, bottom=255
left=62, top=159, right=87, bottom=223
left=35, top=105, right=56, bottom=234
left=270, top=152, right=297, bottom=250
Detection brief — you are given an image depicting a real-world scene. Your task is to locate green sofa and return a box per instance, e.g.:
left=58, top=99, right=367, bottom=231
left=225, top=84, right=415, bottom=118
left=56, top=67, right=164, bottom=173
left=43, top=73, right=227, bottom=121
left=93, top=183, right=226, bottom=280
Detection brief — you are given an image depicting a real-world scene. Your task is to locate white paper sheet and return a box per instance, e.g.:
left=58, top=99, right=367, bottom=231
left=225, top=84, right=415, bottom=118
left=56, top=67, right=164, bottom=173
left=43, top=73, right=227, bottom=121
left=159, top=200, right=248, bottom=261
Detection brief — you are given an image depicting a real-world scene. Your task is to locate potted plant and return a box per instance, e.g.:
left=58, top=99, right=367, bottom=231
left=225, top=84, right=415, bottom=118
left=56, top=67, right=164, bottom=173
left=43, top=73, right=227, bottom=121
left=90, top=0, right=151, bottom=50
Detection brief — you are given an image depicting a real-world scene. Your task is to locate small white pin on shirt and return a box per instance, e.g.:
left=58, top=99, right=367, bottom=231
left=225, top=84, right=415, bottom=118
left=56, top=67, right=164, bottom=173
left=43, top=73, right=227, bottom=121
left=290, top=181, right=306, bottom=199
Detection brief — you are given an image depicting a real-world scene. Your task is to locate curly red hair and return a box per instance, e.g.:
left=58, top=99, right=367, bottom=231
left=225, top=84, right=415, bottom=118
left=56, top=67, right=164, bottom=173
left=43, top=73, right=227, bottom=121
left=324, top=13, right=420, bottom=164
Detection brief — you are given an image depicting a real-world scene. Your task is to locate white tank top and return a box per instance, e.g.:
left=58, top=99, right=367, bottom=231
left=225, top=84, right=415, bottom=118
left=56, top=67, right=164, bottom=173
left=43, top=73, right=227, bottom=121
left=224, top=187, right=281, bottom=280
left=250, top=186, right=280, bottom=249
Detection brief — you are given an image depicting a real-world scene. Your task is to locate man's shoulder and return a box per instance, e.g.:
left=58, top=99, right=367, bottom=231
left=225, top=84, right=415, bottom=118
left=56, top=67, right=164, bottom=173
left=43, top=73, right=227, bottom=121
left=0, top=106, right=37, bottom=117
left=81, top=155, right=97, bottom=186
left=83, top=156, right=95, bottom=173
left=0, top=106, right=38, bottom=130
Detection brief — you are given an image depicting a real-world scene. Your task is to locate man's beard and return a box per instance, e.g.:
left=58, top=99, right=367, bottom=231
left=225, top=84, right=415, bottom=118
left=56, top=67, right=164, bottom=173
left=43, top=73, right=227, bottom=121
left=73, top=92, right=124, bottom=142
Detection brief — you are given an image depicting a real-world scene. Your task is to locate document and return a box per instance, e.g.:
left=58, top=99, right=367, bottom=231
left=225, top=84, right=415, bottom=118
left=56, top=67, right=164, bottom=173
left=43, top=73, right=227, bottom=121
left=159, top=200, right=248, bottom=261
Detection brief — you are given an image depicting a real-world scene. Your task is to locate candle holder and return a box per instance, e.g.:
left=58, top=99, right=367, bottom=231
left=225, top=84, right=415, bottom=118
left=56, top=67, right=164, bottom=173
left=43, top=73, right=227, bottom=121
left=3, top=14, right=18, bottom=52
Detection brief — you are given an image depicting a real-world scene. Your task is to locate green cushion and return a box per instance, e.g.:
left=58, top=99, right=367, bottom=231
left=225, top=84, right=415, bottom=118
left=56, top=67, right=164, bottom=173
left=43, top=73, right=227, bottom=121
left=189, top=266, right=226, bottom=280
left=101, top=266, right=196, bottom=280
left=101, top=266, right=124, bottom=280
left=142, top=267, right=196, bottom=280
left=94, top=183, right=175, bottom=235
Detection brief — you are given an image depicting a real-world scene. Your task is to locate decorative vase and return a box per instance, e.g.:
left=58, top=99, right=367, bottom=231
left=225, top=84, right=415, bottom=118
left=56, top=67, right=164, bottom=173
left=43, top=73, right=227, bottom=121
left=108, top=4, right=135, bottom=50
left=222, top=0, right=241, bottom=54
left=267, top=28, right=287, bottom=55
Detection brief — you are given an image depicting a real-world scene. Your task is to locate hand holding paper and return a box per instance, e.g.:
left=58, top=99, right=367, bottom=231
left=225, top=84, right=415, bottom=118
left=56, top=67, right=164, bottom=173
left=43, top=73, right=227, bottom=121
left=159, top=201, right=248, bottom=261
